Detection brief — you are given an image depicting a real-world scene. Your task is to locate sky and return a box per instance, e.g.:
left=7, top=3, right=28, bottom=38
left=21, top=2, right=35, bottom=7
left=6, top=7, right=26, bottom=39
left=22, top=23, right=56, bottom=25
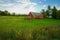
left=0, top=0, right=60, bottom=14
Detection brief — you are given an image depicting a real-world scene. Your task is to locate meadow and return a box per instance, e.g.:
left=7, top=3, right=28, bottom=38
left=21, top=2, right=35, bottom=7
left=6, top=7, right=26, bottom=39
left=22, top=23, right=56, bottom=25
left=0, top=16, right=60, bottom=40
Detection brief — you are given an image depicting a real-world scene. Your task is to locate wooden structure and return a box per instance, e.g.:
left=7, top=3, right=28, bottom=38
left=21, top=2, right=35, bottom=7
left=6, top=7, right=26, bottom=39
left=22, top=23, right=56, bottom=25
left=28, top=12, right=44, bottom=19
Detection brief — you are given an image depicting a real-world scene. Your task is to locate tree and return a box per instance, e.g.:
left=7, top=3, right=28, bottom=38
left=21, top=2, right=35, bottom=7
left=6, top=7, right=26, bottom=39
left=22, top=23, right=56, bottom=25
left=0, top=11, right=6, bottom=16
left=47, top=5, right=51, bottom=18
left=0, top=10, right=2, bottom=16
left=12, top=12, right=15, bottom=16
left=46, top=10, right=49, bottom=17
left=41, top=9, right=46, bottom=17
left=48, top=5, right=51, bottom=10
left=52, top=6, right=57, bottom=19
left=4, top=10, right=9, bottom=16
left=57, top=10, right=60, bottom=19
left=0, top=10, right=11, bottom=16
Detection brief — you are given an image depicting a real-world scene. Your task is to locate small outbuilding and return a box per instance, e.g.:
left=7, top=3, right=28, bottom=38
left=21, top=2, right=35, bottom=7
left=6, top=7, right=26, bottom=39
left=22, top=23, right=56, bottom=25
left=28, top=12, right=44, bottom=19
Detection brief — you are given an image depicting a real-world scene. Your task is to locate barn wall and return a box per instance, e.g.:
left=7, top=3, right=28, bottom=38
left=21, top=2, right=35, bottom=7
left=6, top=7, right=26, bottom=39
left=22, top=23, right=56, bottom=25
left=39, top=16, right=44, bottom=19
left=28, top=12, right=44, bottom=19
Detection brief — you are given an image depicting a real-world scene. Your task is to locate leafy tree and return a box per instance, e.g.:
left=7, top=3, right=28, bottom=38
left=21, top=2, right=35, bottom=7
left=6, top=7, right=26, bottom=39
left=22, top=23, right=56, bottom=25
left=57, top=10, right=60, bottom=19
left=12, top=12, right=15, bottom=16
left=52, top=6, right=57, bottom=19
left=47, top=5, right=51, bottom=17
left=0, top=11, right=6, bottom=16
left=48, top=5, right=51, bottom=10
left=46, top=10, right=49, bottom=17
left=4, top=10, right=9, bottom=16
left=0, top=10, right=2, bottom=16
left=0, top=10, right=11, bottom=16
left=7, top=12, right=11, bottom=16
left=41, top=9, right=46, bottom=17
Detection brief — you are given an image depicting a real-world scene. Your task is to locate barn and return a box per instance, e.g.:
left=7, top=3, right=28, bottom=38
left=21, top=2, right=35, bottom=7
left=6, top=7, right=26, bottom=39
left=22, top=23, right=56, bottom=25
left=28, top=12, right=44, bottom=19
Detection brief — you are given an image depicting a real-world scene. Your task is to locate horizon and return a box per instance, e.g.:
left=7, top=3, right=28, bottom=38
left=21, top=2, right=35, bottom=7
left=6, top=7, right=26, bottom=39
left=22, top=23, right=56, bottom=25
left=0, top=0, right=60, bottom=14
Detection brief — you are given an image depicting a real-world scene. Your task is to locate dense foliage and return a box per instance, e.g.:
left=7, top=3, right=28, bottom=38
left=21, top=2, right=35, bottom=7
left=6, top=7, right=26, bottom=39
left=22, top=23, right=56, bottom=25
left=42, top=5, right=60, bottom=19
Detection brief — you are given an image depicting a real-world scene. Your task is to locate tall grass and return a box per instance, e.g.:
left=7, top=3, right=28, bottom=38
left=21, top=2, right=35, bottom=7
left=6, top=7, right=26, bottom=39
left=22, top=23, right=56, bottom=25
left=0, top=26, right=60, bottom=40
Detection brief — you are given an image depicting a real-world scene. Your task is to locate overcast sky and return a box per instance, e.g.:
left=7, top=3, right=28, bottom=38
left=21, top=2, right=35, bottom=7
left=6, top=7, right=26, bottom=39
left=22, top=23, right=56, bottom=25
left=0, top=0, right=60, bottom=14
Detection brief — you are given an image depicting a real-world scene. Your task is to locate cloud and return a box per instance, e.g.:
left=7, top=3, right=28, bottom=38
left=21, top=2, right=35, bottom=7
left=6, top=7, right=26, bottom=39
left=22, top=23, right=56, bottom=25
left=57, top=7, right=60, bottom=10
left=0, top=0, right=37, bottom=14
left=0, top=0, right=3, bottom=2
left=51, top=5, right=60, bottom=10
left=0, top=0, right=12, bottom=3
left=7, top=4, right=37, bottom=14
left=0, top=3, right=14, bottom=7
left=41, top=5, right=47, bottom=9
left=16, top=0, right=30, bottom=3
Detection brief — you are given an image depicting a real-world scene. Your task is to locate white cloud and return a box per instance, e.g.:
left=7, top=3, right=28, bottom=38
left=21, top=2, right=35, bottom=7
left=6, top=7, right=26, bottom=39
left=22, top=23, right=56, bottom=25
left=0, top=0, right=3, bottom=2
left=7, top=4, right=37, bottom=14
left=0, top=0, right=11, bottom=3
left=41, top=5, right=47, bottom=9
left=51, top=5, right=60, bottom=10
left=16, top=0, right=30, bottom=3
left=0, top=0, right=37, bottom=14
left=57, top=7, right=60, bottom=10
left=0, top=3, right=14, bottom=7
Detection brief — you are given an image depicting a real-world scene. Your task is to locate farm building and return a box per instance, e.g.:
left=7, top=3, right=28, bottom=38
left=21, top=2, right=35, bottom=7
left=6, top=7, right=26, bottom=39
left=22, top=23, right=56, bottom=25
left=28, top=12, right=44, bottom=19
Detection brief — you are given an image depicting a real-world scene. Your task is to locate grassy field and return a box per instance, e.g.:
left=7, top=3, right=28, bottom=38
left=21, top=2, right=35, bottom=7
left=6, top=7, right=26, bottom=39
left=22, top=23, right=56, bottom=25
left=0, top=16, right=60, bottom=40
left=0, top=16, right=60, bottom=30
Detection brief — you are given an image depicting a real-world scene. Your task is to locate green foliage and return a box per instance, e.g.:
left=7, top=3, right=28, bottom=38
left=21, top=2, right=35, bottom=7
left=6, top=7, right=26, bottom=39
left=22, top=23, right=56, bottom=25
left=0, top=10, right=11, bottom=16
left=57, top=10, right=60, bottom=19
left=42, top=5, right=60, bottom=19
left=46, top=10, right=49, bottom=17
left=46, top=5, right=51, bottom=17
left=52, top=6, right=57, bottom=19
left=0, top=10, right=6, bottom=16
left=12, top=12, right=15, bottom=16
left=48, top=5, right=51, bottom=10
left=41, top=9, right=46, bottom=17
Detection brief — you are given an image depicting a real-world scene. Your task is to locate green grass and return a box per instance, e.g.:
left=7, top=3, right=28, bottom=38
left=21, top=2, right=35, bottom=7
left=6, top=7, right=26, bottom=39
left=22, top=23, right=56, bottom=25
left=0, top=16, right=60, bottom=40
left=0, top=16, right=60, bottom=31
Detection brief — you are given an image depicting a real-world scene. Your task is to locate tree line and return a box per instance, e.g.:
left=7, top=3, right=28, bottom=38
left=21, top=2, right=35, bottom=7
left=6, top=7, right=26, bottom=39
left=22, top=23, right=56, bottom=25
left=41, top=5, right=60, bottom=19
left=0, top=10, right=27, bottom=16
left=0, top=10, right=20, bottom=16
left=0, top=5, right=60, bottom=19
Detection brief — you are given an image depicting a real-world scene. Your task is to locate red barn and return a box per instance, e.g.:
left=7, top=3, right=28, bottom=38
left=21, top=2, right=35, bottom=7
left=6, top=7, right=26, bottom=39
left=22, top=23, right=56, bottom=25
left=28, top=12, right=44, bottom=19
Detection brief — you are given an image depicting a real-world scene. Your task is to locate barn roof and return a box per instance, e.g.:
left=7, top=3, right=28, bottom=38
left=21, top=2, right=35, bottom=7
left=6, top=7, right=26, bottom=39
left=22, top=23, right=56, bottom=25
left=30, top=12, right=43, bottom=16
